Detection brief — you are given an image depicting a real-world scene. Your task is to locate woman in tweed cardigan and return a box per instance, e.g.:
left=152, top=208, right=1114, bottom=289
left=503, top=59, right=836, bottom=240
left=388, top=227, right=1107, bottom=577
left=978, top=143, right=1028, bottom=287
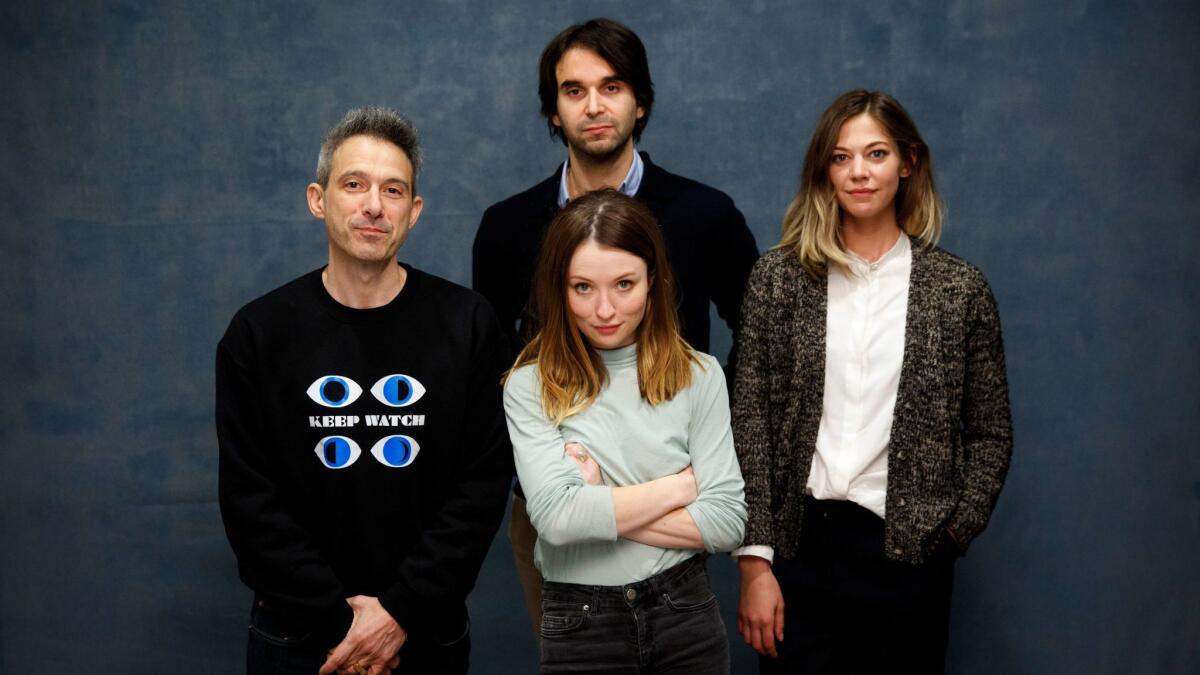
left=733, top=91, right=1013, bottom=673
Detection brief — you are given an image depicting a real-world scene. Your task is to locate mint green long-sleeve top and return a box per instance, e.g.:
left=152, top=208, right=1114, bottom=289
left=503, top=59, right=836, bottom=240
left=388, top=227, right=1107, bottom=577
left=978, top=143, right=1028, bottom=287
left=503, top=344, right=747, bottom=585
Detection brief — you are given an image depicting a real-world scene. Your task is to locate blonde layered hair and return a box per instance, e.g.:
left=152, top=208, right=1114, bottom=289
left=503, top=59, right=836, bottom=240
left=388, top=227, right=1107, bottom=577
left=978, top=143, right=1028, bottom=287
left=508, top=189, right=698, bottom=424
left=778, top=90, right=944, bottom=276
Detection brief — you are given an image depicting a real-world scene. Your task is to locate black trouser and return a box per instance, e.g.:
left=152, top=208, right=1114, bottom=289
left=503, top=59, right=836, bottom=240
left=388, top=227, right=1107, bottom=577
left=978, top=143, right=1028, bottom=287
left=761, top=497, right=956, bottom=675
left=245, top=597, right=470, bottom=675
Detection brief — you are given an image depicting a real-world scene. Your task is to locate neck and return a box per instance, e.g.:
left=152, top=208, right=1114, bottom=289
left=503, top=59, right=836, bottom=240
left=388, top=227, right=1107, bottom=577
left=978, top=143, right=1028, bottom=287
left=565, top=142, right=635, bottom=199
left=841, top=216, right=903, bottom=263
left=322, top=252, right=406, bottom=309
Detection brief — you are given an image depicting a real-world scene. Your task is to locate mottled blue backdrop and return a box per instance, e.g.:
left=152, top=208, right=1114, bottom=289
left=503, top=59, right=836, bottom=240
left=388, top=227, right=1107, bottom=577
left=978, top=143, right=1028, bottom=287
left=2, top=1, right=1197, bottom=672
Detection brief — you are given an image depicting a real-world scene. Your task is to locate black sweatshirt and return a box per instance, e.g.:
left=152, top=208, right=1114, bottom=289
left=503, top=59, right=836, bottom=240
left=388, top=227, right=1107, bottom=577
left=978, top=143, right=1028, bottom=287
left=216, top=264, right=513, bottom=643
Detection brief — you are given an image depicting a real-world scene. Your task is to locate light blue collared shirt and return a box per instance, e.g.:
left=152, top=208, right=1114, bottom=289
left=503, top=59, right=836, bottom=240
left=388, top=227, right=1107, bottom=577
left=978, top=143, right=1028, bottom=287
left=556, top=150, right=644, bottom=208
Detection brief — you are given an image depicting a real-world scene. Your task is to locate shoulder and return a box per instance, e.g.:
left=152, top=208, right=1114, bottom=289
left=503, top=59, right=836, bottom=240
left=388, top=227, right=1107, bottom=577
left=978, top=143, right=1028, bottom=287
left=640, top=156, right=742, bottom=219
left=479, top=171, right=559, bottom=226
left=503, top=361, right=542, bottom=398
left=917, top=244, right=994, bottom=295
left=218, top=270, right=321, bottom=364
left=748, top=248, right=808, bottom=287
left=691, top=351, right=727, bottom=386
left=224, top=270, right=318, bottom=332
left=407, top=267, right=502, bottom=324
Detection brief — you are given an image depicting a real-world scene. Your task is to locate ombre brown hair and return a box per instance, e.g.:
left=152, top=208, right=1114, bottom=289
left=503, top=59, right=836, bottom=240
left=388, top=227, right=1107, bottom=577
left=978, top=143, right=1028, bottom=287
left=777, top=89, right=944, bottom=276
left=508, top=189, right=698, bottom=424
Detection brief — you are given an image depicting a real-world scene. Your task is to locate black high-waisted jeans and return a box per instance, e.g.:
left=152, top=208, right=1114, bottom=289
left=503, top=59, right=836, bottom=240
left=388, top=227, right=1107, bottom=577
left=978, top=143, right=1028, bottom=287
left=539, top=554, right=730, bottom=674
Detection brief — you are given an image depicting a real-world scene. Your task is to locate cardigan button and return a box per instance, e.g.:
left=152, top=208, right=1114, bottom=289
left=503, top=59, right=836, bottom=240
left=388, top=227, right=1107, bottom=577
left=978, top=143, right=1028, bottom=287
left=898, top=498, right=906, bottom=507
left=892, top=548, right=903, bottom=557
left=625, top=588, right=637, bottom=601
left=896, top=451, right=906, bottom=460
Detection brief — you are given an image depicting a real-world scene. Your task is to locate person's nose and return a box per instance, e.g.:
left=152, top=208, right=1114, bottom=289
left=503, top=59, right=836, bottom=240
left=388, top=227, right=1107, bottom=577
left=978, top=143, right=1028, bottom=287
left=595, top=292, right=616, bottom=321
left=362, top=186, right=383, bottom=217
left=849, top=155, right=868, bottom=181
left=585, top=88, right=603, bottom=117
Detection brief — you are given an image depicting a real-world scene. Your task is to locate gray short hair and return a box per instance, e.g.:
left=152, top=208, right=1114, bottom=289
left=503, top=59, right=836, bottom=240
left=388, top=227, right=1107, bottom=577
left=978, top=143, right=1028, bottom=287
left=315, top=107, right=422, bottom=190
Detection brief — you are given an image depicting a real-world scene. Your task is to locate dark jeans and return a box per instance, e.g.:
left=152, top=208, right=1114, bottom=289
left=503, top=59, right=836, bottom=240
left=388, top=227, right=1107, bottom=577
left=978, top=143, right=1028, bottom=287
left=246, top=598, right=470, bottom=675
left=760, top=498, right=956, bottom=675
left=539, top=554, right=730, bottom=674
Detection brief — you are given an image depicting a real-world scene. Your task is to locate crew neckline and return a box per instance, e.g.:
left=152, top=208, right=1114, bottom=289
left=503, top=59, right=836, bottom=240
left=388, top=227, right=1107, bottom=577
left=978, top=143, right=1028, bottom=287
left=309, top=262, right=420, bottom=324
left=596, top=342, right=638, bottom=367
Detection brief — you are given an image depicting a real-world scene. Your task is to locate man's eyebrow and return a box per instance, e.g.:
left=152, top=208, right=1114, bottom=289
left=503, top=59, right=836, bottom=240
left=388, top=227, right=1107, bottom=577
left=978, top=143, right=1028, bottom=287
left=336, top=169, right=410, bottom=189
left=559, top=76, right=625, bottom=90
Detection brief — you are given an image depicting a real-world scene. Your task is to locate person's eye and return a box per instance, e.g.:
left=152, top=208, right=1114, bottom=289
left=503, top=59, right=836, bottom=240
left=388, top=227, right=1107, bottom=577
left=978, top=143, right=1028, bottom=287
left=573, top=282, right=591, bottom=293
left=605, top=83, right=621, bottom=93
left=565, top=87, right=582, bottom=97
left=385, top=186, right=404, bottom=197
left=831, top=154, right=849, bottom=164
left=870, top=149, right=888, bottom=159
left=616, top=279, right=633, bottom=290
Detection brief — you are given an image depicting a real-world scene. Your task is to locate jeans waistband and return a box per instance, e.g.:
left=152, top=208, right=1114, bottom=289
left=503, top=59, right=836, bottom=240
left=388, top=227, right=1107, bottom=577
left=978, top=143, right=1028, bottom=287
left=541, top=554, right=708, bottom=609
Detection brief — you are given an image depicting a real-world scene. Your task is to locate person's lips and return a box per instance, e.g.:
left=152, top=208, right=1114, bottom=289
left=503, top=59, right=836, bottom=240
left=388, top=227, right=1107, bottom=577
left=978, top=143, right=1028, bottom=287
left=593, top=324, right=621, bottom=336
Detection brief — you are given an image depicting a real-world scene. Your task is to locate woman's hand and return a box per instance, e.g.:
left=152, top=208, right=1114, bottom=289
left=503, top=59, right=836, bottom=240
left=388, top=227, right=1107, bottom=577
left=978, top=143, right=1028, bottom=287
left=564, top=442, right=602, bottom=485
left=737, top=556, right=785, bottom=658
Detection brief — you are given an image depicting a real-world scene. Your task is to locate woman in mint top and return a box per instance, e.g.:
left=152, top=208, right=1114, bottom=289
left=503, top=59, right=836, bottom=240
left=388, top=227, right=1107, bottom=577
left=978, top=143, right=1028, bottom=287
left=503, top=188, right=747, bottom=674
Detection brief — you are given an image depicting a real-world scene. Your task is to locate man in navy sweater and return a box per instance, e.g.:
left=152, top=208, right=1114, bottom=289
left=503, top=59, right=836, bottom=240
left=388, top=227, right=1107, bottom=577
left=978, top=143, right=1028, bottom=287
left=217, top=107, right=512, bottom=675
left=472, top=17, right=759, bottom=633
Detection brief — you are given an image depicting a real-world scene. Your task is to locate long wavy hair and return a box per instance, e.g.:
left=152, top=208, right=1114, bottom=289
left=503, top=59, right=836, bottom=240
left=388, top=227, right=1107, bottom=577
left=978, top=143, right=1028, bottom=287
left=777, top=89, right=944, bottom=276
left=508, top=189, right=698, bottom=424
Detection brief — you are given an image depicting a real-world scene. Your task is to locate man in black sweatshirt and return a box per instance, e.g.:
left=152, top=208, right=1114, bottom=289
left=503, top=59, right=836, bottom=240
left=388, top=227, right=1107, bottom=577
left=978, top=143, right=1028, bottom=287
left=217, top=107, right=512, bottom=675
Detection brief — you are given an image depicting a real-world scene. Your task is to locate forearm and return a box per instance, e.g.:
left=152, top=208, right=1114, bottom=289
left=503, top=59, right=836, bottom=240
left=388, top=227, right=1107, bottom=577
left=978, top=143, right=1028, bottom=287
left=611, top=473, right=692, bottom=534
left=622, top=506, right=704, bottom=549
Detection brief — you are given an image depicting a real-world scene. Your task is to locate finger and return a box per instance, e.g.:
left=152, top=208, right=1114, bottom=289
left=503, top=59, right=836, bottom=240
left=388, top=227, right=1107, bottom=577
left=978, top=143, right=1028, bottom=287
left=320, top=641, right=356, bottom=675
left=387, top=655, right=401, bottom=670
left=775, top=601, right=785, bottom=643
left=759, top=625, right=777, bottom=658
left=747, top=619, right=763, bottom=653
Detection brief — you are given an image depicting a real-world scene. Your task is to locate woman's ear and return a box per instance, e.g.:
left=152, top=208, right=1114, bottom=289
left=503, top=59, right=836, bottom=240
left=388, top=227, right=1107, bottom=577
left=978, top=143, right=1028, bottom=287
left=901, top=146, right=918, bottom=178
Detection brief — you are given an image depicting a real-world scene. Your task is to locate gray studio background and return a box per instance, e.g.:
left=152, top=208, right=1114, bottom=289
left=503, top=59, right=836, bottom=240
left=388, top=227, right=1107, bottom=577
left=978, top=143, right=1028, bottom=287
left=2, top=1, right=1197, bottom=673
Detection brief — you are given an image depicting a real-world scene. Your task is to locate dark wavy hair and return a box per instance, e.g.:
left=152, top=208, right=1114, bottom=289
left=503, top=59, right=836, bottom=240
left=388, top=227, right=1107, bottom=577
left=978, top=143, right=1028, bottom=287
left=537, top=18, right=655, bottom=145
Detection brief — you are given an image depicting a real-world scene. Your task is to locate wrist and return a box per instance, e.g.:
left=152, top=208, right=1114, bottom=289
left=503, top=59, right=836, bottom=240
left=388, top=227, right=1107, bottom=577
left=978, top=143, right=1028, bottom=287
left=738, top=555, right=772, bottom=574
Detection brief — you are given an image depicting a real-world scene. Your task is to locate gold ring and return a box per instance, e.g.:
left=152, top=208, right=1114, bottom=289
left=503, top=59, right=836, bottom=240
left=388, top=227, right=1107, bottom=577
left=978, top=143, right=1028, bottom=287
left=577, top=453, right=589, bottom=463
left=353, top=663, right=367, bottom=675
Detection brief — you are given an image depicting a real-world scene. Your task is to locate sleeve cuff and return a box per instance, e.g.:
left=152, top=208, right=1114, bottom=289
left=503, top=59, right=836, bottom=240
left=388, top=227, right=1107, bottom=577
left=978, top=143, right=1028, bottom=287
left=732, top=544, right=774, bottom=564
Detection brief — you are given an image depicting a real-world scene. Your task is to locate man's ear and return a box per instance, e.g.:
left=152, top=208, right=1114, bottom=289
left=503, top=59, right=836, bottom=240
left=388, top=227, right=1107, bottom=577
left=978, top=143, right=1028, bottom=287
left=407, top=195, right=424, bottom=230
left=306, top=183, right=325, bottom=219
left=551, top=113, right=562, bottom=129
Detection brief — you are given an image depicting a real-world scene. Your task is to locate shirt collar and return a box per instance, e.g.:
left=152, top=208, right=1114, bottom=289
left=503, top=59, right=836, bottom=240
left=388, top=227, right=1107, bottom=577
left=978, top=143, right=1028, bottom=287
left=844, top=232, right=911, bottom=277
left=557, top=150, right=644, bottom=208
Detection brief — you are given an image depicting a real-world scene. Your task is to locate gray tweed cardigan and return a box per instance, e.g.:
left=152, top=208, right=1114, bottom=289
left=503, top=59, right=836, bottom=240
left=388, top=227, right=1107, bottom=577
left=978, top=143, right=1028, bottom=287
left=732, top=239, right=1013, bottom=564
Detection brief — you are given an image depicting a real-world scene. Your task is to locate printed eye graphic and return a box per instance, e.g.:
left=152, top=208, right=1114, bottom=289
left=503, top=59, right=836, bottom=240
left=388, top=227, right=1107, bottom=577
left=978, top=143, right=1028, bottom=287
left=370, top=374, right=426, bottom=407
left=370, top=435, right=421, bottom=468
left=314, top=436, right=362, bottom=469
left=306, top=375, right=363, bottom=408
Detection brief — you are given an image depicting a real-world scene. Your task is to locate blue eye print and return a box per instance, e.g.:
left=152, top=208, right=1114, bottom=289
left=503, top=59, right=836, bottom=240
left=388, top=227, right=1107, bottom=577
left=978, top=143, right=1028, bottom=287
left=370, top=374, right=427, bottom=407
left=306, top=375, right=363, bottom=408
left=314, top=436, right=362, bottom=469
left=370, top=435, right=421, bottom=468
